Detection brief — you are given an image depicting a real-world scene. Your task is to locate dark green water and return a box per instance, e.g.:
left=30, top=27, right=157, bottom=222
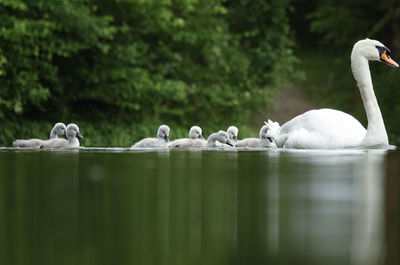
left=0, top=148, right=399, bottom=265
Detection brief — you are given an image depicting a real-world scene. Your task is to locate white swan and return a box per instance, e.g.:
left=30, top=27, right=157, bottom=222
left=235, top=125, right=277, bottom=148
left=40, top=123, right=83, bottom=148
left=132, top=125, right=170, bottom=148
left=168, top=126, right=204, bottom=148
left=13, top=122, right=67, bottom=147
left=265, top=38, right=398, bottom=149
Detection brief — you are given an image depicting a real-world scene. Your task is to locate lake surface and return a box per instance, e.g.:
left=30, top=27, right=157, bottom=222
left=0, top=148, right=399, bottom=265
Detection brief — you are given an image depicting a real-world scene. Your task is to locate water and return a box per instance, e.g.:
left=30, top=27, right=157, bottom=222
left=0, top=148, right=399, bottom=265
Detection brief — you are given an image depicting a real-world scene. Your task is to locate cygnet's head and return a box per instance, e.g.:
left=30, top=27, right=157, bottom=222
left=227, top=126, right=238, bottom=143
left=157, top=125, right=170, bottom=143
left=189, top=126, right=204, bottom=140
left=259, top=125, right=274, bottom=143
left=52, top=122, right=67, bottom=137
left=66, top=123, right=83, bottom=140
left=352, top=38, right=398, bottom=67
left=217, top=130, right=233, bottom=146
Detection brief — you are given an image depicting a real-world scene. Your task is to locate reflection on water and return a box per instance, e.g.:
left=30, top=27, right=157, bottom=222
left=0, top=149, right=398, bottom=265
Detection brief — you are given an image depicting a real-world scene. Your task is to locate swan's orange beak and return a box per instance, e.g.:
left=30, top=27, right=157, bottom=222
left=381, top=50, right=399, bottom=68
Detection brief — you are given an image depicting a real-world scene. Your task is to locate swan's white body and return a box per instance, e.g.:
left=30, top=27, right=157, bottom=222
left=236, top=125, right=277, bottom=148
left=132, top=125, right=170, bottom=148
left=13, top=122, right=67, bottom=147
left=267, top=39, right=398, bottom=149
left=40, top=123, right=83, bottom=149
left=168, top=126, right=204, bottom=148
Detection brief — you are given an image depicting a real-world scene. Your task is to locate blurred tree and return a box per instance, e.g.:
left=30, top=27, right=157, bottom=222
left=0, top=0, right=116, bottom=119
left=307, top=0, right=400, bottom=49
left=0, top=0, right=296, bottom=146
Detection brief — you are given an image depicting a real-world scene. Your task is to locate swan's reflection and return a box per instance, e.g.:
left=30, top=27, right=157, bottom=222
left=268, top=150, right=387, bottom=265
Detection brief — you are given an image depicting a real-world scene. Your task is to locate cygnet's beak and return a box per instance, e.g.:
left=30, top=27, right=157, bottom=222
left=267, top=137, right=273, bottom=143
left=225, top=140, right=234, bottom=146
left=76, top=132, right=84, bottom=140
left=164, top=135, right=169, bottom=143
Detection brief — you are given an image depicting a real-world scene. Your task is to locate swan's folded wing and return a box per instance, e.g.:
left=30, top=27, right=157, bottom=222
left=13, top=139, right=44, bottom=147
left=132, top=138, right=166, bottom=148
left=40, top=138, right=68, bottom=148
left=236, top=138, right=260, bottom=147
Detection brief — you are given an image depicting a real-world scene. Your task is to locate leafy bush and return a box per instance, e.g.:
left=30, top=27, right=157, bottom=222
left=0, top=0, right=296, bottom=146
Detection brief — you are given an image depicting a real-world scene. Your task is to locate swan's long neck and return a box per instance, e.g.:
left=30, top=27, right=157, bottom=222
left=351, top=54, right=388, bottom=145
left=50, top=128, right=58, bottom=139
left=207, top=133, right=218, bottom=146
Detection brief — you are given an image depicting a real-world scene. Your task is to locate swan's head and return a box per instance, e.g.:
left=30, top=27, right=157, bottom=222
left=259, top=125, right=274, bottom=143
left=52, top=122, right=67, bottom=136
left=66, top=123, right=83, bottom=140
left=227, top=126, right=238, bottom=143
left=158, top=125, right=170, bottom=143
left=189, top=126, right=204, bottom=140
left=217, top=130, right=234, bottom=146
left=352, top=38, right=398, bottom=67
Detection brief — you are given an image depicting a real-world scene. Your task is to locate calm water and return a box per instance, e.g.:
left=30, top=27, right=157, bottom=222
left=0, top=148, right=399, bottom=265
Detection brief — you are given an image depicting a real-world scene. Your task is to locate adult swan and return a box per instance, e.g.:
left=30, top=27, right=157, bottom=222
left=266, top=39, right=398, bottom=149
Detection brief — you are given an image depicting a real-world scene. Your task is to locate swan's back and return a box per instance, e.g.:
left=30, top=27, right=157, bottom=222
left=280, top=108, right=366, bottom=148
left=236, top=138, right=276, bottom=148
left=169, top=138, right=206, bottom=148
left=13, top=139, right=44, bottom=147
left=168, top=138, right=190, bottom=148
left=235, top=138, right=261, bottom=147
left=132, top=138, right=166, bottom=148
left=13, top=122, right=67, bottom=147
left=40, top=138, right=70, bottom=148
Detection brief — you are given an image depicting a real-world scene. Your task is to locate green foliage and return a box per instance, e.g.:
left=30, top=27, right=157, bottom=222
left=0, top=0, right=296, bottom=146
left=306, top=0, right=398, bottom=47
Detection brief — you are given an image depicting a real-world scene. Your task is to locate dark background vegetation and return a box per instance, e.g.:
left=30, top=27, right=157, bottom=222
left=1, top=0, right=399, bottom=146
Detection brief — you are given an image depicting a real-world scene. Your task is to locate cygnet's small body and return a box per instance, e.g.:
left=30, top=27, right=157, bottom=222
left=169, top=126, right=204, bottom=148
left=206, top=130, right=234, bottom=147
left=40, top=123, right=83, bottom=149
left=132, top=125, right=170, bottom=148
left=235, top=125, right=276, bottom=148
left=227, top=126, right=238, bottom=144
left=13, top=122, right=67, bottom=147
left=216, top=126, right=238, bottom=147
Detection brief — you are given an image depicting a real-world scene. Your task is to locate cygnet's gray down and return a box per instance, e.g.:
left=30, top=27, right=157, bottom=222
left=206, top=130, right=234, bottom=147
left=168, top=126, right=204, bottom=148
left=216, top=125, right=238, bottom=147
left=235, top=125, right=276, bottom=147
left=13, top=122, right=67, bottom=147
left=132, top=125, right=170, bottom=148
left=40, top=123, right=83, bottom=149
